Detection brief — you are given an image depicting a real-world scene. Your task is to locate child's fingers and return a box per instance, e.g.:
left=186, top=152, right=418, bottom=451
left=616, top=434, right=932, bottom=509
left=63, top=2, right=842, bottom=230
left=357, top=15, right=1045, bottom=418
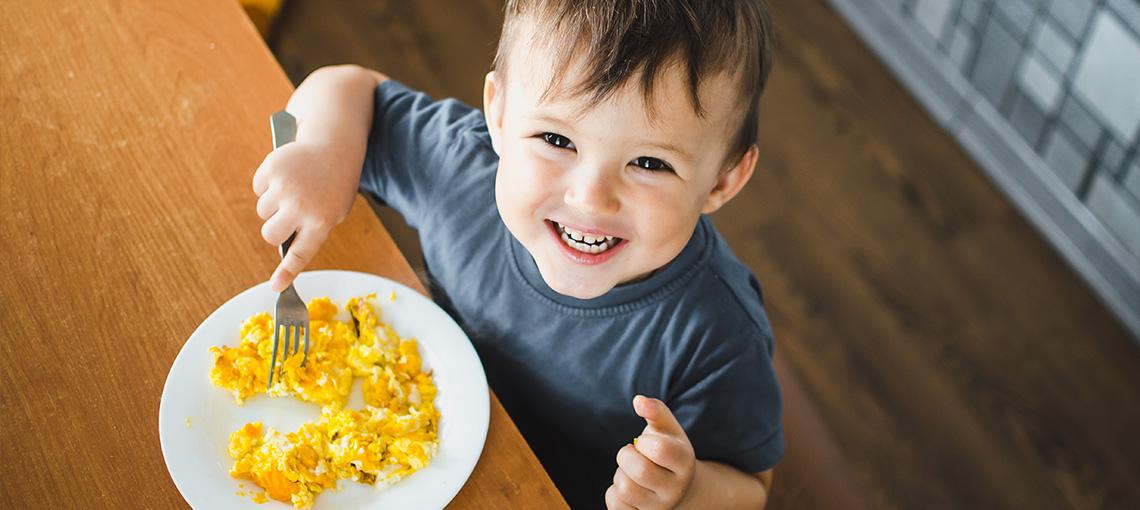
left=256, top=188, right=280, bottom=221
left=252, top=156, right=273, bottom=196
left=611, top=467, right=657, bottom=508
left=633, top=395, right=688, bottom=440
left=271, top=226, right=328, bottom=290
left=615, top=443, right=670, bottom=492
left=604, top=485, right=637, bottom=510
left=260, top=210, right=298, bottom=246
left=269, top=263, right=295, bottom=293
left=633, top=433, right=692, bottom=475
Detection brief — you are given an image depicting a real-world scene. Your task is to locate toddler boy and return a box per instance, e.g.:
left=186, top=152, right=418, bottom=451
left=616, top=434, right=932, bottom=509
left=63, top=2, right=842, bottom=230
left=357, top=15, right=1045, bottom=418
left=252, top=1, right=781, bottom=508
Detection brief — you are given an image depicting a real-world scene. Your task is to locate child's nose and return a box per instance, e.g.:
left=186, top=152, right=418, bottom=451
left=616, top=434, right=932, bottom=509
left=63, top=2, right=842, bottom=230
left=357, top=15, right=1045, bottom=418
left=563, top=164, right=620, bottom=216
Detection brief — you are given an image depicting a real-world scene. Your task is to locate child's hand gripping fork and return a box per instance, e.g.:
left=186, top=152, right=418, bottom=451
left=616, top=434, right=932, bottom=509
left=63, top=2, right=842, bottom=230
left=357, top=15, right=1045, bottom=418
left=266, top=111, right=310, bottom=389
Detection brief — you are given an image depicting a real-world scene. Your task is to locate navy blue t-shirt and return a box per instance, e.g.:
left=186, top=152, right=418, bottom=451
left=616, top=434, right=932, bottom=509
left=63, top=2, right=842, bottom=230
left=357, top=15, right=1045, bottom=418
left=361, top=79, right=783, bottom=509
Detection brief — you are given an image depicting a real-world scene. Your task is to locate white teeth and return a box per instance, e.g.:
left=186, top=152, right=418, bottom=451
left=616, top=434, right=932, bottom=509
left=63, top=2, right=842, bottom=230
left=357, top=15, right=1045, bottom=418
left=560, top=230, right=617, bottom=254
left=555, top=221, right=621, bottom=255
left=560, top=224, right=585, bottom=241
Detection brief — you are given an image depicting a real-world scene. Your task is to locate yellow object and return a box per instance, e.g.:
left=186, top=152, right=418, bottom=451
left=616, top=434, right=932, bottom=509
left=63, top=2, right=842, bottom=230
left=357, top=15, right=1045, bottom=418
left=210, top=295, right=439, bottom=509
left=239, top=0, right=283, bottom=38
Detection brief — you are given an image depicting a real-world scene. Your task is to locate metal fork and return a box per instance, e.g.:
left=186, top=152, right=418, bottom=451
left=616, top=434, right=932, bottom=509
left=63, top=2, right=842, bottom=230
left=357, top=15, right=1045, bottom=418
left=267, top=110, right=310, bottom=389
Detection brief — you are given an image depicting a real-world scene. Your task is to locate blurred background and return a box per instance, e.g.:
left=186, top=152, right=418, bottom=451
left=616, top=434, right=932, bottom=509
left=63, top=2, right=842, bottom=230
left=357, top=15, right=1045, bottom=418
left=240, top=0, right=1140, bottom=508
left=831, top=0, right=1139, bottom=351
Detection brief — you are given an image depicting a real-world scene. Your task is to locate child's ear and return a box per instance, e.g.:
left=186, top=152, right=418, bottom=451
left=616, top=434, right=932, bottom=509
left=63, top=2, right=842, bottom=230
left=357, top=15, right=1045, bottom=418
left=701, top=145, right=758, bottom=214
left=483, top=71, right=503, bottom=155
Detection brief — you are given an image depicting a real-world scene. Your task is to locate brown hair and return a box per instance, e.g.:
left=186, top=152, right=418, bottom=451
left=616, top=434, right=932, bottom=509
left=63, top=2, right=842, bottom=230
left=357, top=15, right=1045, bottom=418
left=491, top=0, right=774, bottom=165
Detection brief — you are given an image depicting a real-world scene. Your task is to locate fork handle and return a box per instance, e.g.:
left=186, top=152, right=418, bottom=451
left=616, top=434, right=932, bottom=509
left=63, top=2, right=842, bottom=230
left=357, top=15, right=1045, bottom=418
left=271, top=110, right=297, bottom=149
left=280, top=233, right=295, bottom=261
left=270, top=111, right=299, bottom=262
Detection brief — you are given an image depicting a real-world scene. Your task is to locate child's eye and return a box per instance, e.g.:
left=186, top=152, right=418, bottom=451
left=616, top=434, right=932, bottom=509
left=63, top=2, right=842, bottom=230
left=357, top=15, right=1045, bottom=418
left=541, top=132, right=576, bottom=150
left=630, top=156, right=674, bottom=173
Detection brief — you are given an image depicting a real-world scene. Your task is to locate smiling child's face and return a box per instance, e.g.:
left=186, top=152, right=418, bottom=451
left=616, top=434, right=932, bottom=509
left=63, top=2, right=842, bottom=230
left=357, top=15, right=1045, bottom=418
left=484, top=25, right=758, bottom=300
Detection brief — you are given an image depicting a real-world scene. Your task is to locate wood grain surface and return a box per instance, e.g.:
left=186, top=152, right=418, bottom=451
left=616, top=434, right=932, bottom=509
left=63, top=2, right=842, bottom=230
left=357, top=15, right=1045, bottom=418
left=268, top=1, right=1140, bottom=509
left=0, top=0, right=566, bottom=508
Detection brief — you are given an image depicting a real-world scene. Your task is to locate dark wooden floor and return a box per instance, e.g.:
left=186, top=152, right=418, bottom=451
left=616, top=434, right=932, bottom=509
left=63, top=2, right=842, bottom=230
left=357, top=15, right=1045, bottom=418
left=269, top=1, right=1140, bottom=508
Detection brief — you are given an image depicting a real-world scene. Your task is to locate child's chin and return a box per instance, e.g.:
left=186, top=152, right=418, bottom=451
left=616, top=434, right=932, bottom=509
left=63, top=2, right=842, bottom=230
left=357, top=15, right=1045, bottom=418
left=538, top=267, right=614, bottom=300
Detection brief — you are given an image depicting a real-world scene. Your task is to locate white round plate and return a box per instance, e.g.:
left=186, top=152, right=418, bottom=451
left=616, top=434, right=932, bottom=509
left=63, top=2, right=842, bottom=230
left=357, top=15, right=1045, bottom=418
left=159, top=270, right=489, bottom=509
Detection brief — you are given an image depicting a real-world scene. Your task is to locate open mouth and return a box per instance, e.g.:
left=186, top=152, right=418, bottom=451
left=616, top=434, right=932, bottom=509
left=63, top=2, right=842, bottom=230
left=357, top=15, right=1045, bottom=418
left=549, top=220, right=624, bottom=254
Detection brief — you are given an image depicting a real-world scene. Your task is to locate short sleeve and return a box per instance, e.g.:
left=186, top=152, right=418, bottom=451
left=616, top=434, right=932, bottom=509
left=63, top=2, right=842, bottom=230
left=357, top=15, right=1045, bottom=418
left=360, top=79, right=484, bottom=230
left=668, top=327, right=784, bottom=473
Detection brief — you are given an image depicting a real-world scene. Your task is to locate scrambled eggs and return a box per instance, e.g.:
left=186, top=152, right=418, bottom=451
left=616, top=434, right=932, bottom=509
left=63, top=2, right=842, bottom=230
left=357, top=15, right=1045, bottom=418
left=210, top=295, right=439, bottom=509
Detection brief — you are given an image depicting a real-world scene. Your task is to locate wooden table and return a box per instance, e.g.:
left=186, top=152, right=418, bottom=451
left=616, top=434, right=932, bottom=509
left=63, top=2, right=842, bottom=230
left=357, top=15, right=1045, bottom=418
left=0, top=0, right=567, bottom=507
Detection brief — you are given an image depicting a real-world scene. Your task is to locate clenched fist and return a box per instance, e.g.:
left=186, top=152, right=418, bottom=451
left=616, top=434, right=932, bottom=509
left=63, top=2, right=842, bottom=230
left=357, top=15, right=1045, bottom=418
left=252, top=137, right=360, bottom=291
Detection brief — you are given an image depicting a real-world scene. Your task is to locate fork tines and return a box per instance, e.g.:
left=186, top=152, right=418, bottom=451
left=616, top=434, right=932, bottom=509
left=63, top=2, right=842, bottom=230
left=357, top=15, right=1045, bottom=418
left=267, top=322, right=309, bottom=389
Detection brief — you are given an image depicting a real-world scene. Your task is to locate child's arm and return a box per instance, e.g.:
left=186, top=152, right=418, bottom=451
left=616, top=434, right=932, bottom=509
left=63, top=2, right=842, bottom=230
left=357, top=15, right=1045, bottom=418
left=607, top=396, right=773, bottom=509
left=252, top=65, right=388, bottom=291
left=682, top=462, right=772, bottom=509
